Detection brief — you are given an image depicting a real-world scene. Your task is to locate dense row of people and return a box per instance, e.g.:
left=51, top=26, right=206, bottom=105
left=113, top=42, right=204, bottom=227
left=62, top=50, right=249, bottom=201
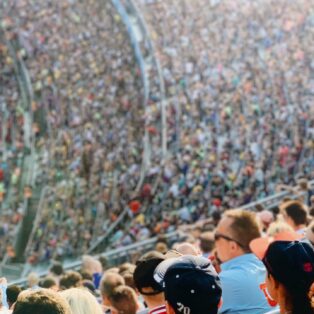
left=1, top=198, right=314, bottom=313
left=0, top=12, right=26, bottom=260
left=107, top=0, right=314, bottom=248
left=0, top=0, right=161, bottom=262
left=0, top=0, right=314, bottom=264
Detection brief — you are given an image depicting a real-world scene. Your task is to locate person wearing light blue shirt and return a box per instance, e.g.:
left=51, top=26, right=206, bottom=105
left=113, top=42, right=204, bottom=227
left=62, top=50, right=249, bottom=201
left=214, top=209, right=274, bottom=314
left=0, top=278, right=9, bottom=311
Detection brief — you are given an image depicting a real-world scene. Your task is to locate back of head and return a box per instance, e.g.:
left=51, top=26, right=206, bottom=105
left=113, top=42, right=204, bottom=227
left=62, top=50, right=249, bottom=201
left=27, top=272, right=39, bottom=288
left=13, top=289, right=71, bottom=314
left=61, top=288, right=103, bottom=314
left=100, top=271, right=125, bottom=300
left=6, top=285, right=22, bottom=308
left=199, top=232, right=215, bottom=253
left=82, top=255, right=103, bottom=275
left=154, top=255, right=222, bottom=314
left=133, top=251, right=165, bottom=296
left=109, top=285, right=138, bottom=314
left=39, top=276, right=58, bottom=290
left=281, top=200, right=308, bottom=226
left=263, top=241, right=314, bottom=314
left=60, top=271, right=82, bottom=290
left=50, top=262, right=64, bottom=276
left=224, top=209, right=261, bottom=251
left=267, top=221, right=294, bottom=237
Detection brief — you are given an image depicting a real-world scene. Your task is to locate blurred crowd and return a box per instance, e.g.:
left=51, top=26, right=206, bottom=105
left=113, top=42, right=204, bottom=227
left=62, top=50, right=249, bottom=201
left=0, top=11, right=26, bottom=261
left=0, top=0, right=313, bottom=264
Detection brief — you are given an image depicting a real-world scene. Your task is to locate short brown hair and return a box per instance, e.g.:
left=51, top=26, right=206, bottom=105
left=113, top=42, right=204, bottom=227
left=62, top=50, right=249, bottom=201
left=100, top=272, right=125, bottom=298
left=13, top=289, right=71, bottom=314
left=59, top=271, right=82, bottom=290
left=109, top=285, right=138, bottom=314
left=224, top=209, right=261, bottom=251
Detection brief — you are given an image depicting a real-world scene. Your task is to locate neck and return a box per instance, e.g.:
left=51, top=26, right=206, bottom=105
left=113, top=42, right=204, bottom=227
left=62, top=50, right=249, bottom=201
left=144, top=294, right=165, bottom=310
left=294, top=224, right=305, bottom=232
left=278, top=289, right=293, bottom=314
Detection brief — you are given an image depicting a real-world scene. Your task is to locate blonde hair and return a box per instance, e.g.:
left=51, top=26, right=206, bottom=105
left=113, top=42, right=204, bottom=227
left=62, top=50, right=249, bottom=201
left=61, top=288, right=103, bottom=314
left=267, top=221, right=294, bottom=237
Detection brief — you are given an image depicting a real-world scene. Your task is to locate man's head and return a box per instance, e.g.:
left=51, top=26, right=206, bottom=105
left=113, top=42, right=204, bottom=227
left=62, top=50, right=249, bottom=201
left=100, top=271, right=125, bottom=306
left=108, top=285, right=138, bottom=314
left=280, top=200, right=308, bottom=230
left=39, top=276, right=59, bottom=291
left=12, top=289, right=71, bottom=314
left=49, top=262, right=64, bottom=277
left=59, top=271, right=82, bottom=290
left=199, top=232, right=215, bottom=254
left=6, top=285, right=22, bottom=309
left=133, top=251, right=165, bottom=308
left=215, top=209, right=261, bottom=262
left=154, top=255, right=222, bottom=314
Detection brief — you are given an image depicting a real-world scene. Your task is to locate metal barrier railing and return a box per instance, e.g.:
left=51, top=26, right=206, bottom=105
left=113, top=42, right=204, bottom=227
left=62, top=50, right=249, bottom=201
left=11, top=230, right=184, bottom=286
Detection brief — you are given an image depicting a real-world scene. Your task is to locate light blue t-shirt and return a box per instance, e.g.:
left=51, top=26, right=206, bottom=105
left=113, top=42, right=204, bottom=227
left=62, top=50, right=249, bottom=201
left=219, top=254, right=273, bottom=314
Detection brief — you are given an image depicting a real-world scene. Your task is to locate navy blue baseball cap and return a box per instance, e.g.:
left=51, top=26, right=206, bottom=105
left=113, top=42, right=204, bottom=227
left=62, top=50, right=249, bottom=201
left=263, top=241, right=314, bottom=291
left=154, top=255, right=222, bottom=314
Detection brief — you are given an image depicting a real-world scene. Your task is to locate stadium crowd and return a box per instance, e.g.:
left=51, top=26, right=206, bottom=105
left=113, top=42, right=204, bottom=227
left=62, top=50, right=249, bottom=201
left=1, top=199, right=314, bottom=314
left=0, top=12, right=26, bottom=261
left=0, top=0, right=313, bottom=273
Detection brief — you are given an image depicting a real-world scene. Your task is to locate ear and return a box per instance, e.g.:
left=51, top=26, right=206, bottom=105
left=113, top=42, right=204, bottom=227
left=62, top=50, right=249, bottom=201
left=166, top=301, right=176, bottom=314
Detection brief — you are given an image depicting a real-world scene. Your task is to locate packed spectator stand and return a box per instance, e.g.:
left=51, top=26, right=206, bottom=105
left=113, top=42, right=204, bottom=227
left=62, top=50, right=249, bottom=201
left=0, top=0, right=314, bottom=312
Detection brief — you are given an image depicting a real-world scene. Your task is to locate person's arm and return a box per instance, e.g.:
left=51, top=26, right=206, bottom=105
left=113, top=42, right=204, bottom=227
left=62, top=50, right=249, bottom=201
left=0, top=278, right=8, bottom=309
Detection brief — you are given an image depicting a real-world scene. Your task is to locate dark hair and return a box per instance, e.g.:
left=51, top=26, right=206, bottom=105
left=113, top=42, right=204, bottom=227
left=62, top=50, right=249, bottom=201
left=263, top=241, right=314, bottom=314
left=199, top=232, right=214, bottom=253
left=6, top=285, right=22, bottom=308
left=12, top=290, right=70, bottom=314
left=50, top=262, right=64, bottom=276
left=39, top=276, right=58, bottom=289
left=282, top=201, right=308, bottom=226
left=133, top=251, right=165, bottom=295
left=59, top=271, right=82, bottom=290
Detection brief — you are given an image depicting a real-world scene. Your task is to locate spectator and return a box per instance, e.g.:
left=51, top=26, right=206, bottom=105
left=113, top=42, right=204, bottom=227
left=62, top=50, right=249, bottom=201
left=252, top=241, right=314, bottom=314
left=100, top=272, right=125, bottom=312
left=27, top=273, right=39, bottom=290
left=280, top=200, right=309, bottom=234
left=199, top=231, right=215, bottom=258
left=109, top=285, right=139, bottom=314
left=154, top=255, right=222, bottom=314
left=214, top=209, right=272, bottom=313
left=39, top=276, right=59, bottom=291
left=49, top=262, right=64, bottom=284
left=61, top=288, right=103, bottom=314
left=59, top=271, right=82, bottom=290
left=6, top=285, right=21, bottom=310
left=12, top=289, right=71, bottom=314
left=133, top=251, right=166, bottom=314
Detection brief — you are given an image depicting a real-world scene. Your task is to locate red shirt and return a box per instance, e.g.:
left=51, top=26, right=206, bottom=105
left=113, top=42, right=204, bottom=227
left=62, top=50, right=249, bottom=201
left=149, top=305, right=167, bottom=314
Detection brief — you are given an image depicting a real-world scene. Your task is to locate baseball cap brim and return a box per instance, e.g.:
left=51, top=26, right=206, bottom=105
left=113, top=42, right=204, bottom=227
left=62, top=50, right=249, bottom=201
left=250, top=231, right=303, bottom=259
left=154, top=255, right=216, bottom=285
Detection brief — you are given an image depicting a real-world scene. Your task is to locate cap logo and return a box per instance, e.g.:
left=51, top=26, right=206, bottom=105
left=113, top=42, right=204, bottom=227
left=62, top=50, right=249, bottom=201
left=177, top=302, right=191, bottom=314
left=303, top=263, right=313, bottom=272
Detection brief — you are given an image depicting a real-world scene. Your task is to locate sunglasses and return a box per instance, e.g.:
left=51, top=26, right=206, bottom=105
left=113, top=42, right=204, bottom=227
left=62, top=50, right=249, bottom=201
left=214, top=232, right=246, bottom=249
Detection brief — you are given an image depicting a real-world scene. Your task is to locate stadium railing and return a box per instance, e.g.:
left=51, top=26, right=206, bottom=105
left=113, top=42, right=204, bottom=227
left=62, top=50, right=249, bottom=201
left=13, top=230, right=184, bottom=287
left=0, top=20, right=37, bottom=266
left=8, top=179, right=313, bottom=283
